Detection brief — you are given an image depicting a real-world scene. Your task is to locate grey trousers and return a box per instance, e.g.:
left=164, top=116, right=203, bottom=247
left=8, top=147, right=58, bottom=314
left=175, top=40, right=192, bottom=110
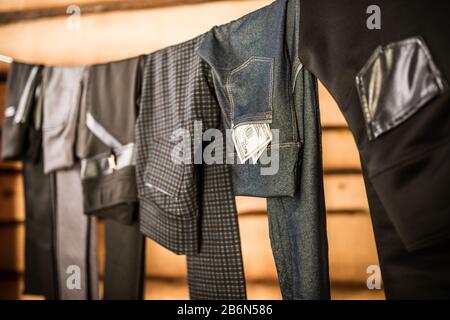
left=42, top=66, right=85, bottom=174
left=54, top=165, right=99, bottom=300
left=42, top=66, right=99, bottom=299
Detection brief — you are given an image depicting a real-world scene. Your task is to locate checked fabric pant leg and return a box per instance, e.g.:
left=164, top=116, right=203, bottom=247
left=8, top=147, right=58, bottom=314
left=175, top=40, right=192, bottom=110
left=186, top=163, right=246, bottom=299
left=136, top=35, right=246, bottom=299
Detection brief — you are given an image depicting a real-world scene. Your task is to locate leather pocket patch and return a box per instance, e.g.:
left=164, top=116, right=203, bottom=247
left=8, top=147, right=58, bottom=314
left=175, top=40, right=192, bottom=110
left=356, top=36, right=447, bottom=140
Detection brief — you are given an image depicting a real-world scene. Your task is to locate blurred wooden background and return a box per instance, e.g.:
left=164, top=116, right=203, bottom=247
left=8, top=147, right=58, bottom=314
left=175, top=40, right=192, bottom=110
left=0, top=0, right=384, bottom=300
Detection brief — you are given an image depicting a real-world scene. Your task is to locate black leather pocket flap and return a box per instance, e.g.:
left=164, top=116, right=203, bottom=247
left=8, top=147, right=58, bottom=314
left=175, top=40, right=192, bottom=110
left=356, top=36, right=447, bottom=140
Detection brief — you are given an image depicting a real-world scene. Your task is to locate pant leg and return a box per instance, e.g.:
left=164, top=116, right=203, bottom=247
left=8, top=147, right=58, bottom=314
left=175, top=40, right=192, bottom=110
left=267, top=191, right=330, bottom=300
left=266, top=199, right=295, bottom=299
left=362, top=166, right=450, bottom=299
left=54, top=165, right=99, bottom=300
left=22, top=159, right=58, bottom=299
left=87, top=216, right=99, bottom=300
left=266, top=69, right=330, bottom=300
left=186, top=163, right=247, bottom=300
left=103, top=217, right=145, bottom=300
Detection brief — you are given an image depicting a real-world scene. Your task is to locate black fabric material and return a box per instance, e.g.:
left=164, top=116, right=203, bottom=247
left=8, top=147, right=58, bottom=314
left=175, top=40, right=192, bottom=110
left=77, top=57, right=144, bottom=157
left=355, top=37, right=447, bottom=141
left=76, top=57, right=146, bottom=299
left=362, top=165, right=450, bottom=299
left=103, top=218, right=145, bottom=300
left=77, top=57, right=144, bottom=223
left=82, top=166, right=137, bottom=225
left=298, top=0, right=450, bottom=298
left=3, top=62, right=59, bottom=299
left=1, top=62, right=41, bottom=160
left=22, top=145, right=58, bottom=299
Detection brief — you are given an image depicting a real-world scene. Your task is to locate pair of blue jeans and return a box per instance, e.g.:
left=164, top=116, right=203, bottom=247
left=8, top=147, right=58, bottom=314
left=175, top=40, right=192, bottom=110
left=198, top=0, right=330, bottom=299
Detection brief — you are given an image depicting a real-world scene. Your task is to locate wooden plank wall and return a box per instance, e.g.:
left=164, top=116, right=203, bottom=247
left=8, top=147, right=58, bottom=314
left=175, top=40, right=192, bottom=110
left=0, top=0, right=384, bottom=300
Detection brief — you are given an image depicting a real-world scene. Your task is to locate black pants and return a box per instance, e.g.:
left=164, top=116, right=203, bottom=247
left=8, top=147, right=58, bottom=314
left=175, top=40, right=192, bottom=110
left=363, top=167, right=450, bottom=299
left=23, top=159, right=58, bottom=299
left=103, top=217, right=145, bottom=300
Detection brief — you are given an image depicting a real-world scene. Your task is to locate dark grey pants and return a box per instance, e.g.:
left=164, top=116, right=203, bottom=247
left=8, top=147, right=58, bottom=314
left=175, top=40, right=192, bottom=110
left=103, top=218, right=145, bottom=300
left=54, top=166, right=99, bottom=300
left=23, top=158, right=58, bottom=299
left=76, top=58, right=146, bottom=300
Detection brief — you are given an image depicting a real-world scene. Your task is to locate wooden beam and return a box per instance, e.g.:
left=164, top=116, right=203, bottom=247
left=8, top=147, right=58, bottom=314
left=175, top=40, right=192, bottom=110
left=319, top=82, right=347, bottom=128
left=0, top=173, right=25, bottom=223
left=327, top=212, right=380, bottom=284
left=322, top=128, right=361, bottom=171
left=0, top=1, right=271, bottom=65
left=0, top=63, right=8, bottom=81
left=0, top=223, right=24, bottom=273
left=325, top=174, right=368, bottom=212
left=0, top=0, right=239, bottom=25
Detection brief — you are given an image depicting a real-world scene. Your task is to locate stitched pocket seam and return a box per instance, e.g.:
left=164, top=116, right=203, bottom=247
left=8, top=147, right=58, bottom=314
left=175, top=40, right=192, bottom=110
left=226, top=56, right=274, bottom=127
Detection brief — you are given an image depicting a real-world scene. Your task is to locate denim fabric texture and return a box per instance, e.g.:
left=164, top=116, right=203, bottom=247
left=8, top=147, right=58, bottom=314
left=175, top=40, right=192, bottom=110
left=198, top=0, right=330, bottom=299
left=199, top=0, right=301, bottom=198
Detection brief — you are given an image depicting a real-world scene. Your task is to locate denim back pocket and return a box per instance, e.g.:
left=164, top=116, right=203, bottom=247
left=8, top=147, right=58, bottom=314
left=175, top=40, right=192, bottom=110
left=227, top=56, right=274, bottom=126
left=356, top=37, right=447, bottom=141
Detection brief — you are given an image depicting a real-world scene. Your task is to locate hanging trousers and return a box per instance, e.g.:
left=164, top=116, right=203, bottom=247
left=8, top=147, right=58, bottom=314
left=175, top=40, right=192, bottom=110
left=267, top=70, right=330, bottom=300
left=42, top=66, right=99, bottom=299
left=136, top=35, right=246, bottom=299
left=197, top=0, right=330, bottom=299
left=22, top=158, right=58, bottom=299
left=77, top=58, right=146, bottom=299
left=267, top=0, right=330, bottom=300
left=54, top=166, right=99, bottom=299
left=298, top=0, right=450, bottom=298
left=1, top=62, right=59, bottom=299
